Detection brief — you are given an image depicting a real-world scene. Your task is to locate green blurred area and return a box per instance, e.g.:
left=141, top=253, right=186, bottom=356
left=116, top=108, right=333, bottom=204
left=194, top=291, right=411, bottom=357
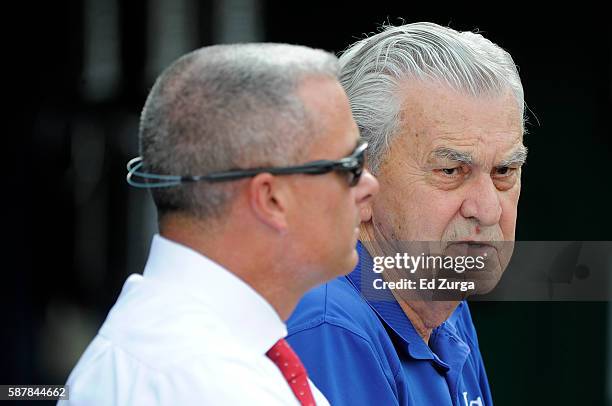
left=471, top=302, right=607, bottom=405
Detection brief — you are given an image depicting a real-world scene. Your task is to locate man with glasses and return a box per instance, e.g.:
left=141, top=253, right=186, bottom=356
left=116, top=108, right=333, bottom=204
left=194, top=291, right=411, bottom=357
left=61, top=43, right=378, bottom=405
left=287, top=22, right=527, bottom=405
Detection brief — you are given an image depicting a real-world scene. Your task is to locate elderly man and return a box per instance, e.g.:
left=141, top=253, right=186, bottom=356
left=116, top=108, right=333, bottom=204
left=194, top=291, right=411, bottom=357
left=61, top=43, right=378, bottom=405
left=287, top=22, right=527, bottom=405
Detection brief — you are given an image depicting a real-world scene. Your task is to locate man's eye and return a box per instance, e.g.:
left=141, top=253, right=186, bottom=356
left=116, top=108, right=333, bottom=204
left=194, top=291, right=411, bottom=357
left=494, top=167, right=514, bottom=177
left=441, top=168, right=459, bottom=176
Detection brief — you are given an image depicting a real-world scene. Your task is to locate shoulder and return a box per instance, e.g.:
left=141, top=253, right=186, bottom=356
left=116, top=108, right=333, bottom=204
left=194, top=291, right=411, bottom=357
left=287, top=276, right=401, bottom=376
left=287, top=276, right=386, bottom=340
left=66, top=340, right=294, bottom=405
left=95, top=274, right=240, bottom=369
left=286, top=277, right=403, bottom=403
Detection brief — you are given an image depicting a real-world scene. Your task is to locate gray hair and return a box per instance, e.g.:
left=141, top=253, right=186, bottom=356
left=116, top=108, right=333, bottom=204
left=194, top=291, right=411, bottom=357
left=339, top=22, right=525, bottom=173
left=139, top=43, right=339, bottom=220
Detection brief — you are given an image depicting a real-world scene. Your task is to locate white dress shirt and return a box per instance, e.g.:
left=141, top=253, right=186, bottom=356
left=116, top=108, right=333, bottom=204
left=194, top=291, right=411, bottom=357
left=61, top=235, right=329, bottom=405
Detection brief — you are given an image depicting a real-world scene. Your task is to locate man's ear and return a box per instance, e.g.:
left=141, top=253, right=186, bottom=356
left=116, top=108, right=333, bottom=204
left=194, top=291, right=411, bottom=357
left=247, top=173, right=290, bottom=232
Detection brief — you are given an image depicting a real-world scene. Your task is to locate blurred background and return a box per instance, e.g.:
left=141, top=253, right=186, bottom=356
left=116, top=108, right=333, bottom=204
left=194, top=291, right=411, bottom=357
left=6, top=0, right=611, bottom=405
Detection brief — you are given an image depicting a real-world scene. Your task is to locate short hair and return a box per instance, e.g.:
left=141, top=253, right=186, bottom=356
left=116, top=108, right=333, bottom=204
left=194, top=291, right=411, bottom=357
left=339, top=22, right=525, bottom=173
left=139, top=43, right=339, bottom=220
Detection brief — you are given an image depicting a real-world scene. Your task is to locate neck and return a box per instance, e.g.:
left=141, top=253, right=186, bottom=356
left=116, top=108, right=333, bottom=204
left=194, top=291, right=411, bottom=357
left=394, top=297, right=459, bottom=343
left=159, top=213, right=303, bottom=321
left=359, top=221, right=459, bottom=343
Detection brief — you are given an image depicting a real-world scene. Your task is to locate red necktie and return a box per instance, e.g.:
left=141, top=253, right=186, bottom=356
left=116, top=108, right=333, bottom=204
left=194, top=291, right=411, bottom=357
left=266, top=338, right=316, bottom=406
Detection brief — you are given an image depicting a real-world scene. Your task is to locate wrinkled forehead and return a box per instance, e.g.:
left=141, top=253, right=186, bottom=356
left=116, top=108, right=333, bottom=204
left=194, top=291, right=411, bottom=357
left=397, top=83, right=524, bottom=165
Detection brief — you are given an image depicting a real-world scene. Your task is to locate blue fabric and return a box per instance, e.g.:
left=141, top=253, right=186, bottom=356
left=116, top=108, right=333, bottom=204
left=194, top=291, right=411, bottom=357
left=287, top=243, right=493, bottom=406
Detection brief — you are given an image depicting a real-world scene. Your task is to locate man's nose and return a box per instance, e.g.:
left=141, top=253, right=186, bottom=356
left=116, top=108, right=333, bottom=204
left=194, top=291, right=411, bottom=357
left=355, top=169, right=379, bottom=204
left=459, top=173, right=502, bottom=226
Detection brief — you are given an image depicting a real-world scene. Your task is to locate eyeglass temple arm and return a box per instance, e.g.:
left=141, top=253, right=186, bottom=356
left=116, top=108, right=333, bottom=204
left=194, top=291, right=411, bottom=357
left=127, top=157, right=340, bottom=187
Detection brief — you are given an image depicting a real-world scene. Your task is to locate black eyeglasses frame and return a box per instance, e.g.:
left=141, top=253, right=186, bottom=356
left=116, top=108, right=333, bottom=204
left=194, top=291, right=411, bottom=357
left=126, top=141, right=368, bottom=188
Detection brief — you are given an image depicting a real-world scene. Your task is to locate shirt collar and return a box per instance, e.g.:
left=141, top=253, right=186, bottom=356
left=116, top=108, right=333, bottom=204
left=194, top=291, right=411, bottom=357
left=346, top=242, right=470, bottom=371
left=142, top=234, right=287, bottom=355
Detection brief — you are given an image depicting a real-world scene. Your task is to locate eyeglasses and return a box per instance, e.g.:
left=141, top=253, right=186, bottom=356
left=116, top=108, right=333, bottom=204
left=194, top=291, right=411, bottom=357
left=126, top=141, right=368, bottom=188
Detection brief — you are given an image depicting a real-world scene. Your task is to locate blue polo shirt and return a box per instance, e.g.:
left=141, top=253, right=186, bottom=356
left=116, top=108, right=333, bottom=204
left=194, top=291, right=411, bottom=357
left=287, top=243, right=493, bottom=406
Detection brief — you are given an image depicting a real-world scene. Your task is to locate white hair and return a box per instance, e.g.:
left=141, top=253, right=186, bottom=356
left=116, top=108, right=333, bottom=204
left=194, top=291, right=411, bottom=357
left=339, top=22, right=525, bottom=173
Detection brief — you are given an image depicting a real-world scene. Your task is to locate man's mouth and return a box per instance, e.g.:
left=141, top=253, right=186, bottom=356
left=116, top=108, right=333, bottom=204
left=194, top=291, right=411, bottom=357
left=445, top=241, right=498, bottom=258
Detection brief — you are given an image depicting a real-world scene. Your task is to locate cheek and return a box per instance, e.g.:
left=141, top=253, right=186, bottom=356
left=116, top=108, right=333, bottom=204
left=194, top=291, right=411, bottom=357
left=373, top=184, right=462, bottom=240
left=291, top=185, right=331, bottom=237
left=499, top=192, right=519, bottom=240
left=427, top=191, right=466, bottom=238
left=325, top=187, right=359, bottom=241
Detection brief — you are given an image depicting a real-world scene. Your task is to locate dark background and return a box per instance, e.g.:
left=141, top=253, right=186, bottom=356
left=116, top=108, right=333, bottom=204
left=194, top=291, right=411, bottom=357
left=6, top=1, right=611, bottom=405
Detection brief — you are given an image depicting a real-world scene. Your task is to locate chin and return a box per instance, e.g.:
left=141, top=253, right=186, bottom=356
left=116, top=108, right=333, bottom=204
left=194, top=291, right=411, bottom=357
left=338, top=250, right=359, bottom=277
left=350, top=251, right=359, bottom=271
